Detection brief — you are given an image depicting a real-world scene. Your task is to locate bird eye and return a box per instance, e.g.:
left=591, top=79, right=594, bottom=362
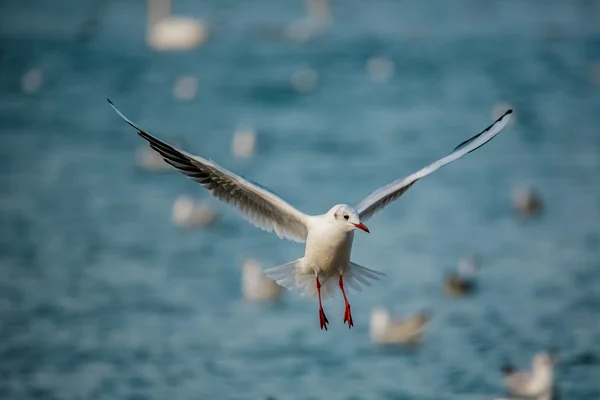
left=343, top=215, right=349, bottom=221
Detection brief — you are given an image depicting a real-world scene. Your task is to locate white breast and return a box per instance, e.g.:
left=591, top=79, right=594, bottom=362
left=304, top=220, right=354, bottom=276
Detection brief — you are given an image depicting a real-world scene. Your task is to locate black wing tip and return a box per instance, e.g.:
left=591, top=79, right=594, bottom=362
left=452, top=109, right=513, bottom=152
left=453, top=136, right=476, bottom=152
left=493, top=108, right=513, bottom=124
left=489, top=108, right=513, bottom=127
left=107, top=98, right=146, bottom=134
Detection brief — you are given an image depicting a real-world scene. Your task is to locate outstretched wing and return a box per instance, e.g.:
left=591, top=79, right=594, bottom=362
left=356, top=110, right=513, bottom=221
left=109, top=99, right=309, bottom=242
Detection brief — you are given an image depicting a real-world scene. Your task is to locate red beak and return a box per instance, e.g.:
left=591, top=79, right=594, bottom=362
left=353, top=222, right=370, bottom=233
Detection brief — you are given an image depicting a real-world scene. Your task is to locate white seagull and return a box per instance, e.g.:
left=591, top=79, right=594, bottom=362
left=502, top=352, right=555, bottom=398
left=108, top=99, right=512, bottom=330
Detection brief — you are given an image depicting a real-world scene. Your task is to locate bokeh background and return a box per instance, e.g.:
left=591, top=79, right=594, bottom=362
left=1, top=0, right=600, bottom=399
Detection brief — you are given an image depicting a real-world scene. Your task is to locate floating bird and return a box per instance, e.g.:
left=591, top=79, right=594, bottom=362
left=366, top=56, right=394, bottom=83
left=172, top=75, right=199, bottom=101
left=172, top=195, right=218, bottom=228
left=284, top=0, right=331, bottom=42
left=242, top=259, right=283, bottom=301
left=21, top=68, right=43, bottom=94
left=370, top=309, right=430, bottom=344
left=231, top=125, right=257, bottom=159
left=444, top=254, right=479, bottom=297
left=146, top=0, right=208, bottom=51
left=512, top=186, right=543, bottom=217
left=493, top=396, right=551, bottom=400
left=502, top=352, right=555, bottom=398
left=290, top=67, right=319, bottom=93
left=108, top=99, right=512, bottom=330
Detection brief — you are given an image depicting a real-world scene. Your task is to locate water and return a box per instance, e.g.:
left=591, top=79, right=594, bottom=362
left=1, top=0, right=600, bottom=399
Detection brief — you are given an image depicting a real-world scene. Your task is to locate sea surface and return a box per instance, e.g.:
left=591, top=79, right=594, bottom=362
left=1, top=0, right=599, bottom=399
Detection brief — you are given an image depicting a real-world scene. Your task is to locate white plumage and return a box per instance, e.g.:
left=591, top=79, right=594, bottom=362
left=146, top=0, right=208, bottom=51
left=502, top=352, right=555, bottom=398
left=370, top=309, right=430, bottom=344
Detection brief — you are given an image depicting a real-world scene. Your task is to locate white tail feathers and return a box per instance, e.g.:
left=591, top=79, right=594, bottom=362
left=345, top=261, right=387, bottom=293
left=264, top=259, right=386, bottom=299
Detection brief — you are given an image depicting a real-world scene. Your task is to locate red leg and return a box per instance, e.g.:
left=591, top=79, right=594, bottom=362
left=339, top=275, right=354, bottom=328
left=316, top=276, right=329, bottom=330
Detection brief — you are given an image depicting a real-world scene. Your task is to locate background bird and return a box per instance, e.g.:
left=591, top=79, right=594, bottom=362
left=369, top=309, right=430, bottom=344
left=502, top=352, right=555, bottom=398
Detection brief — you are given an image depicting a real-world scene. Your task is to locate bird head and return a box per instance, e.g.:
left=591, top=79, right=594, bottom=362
left=370, top=308, right=391, bottom=338
left=327, top=204, right=369, bottom=233
left=533, top=352, right=555, bottom=371
left=501, top=364, right=515, bottom=375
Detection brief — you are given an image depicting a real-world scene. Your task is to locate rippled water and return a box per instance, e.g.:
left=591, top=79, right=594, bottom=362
left=1, top=0, right=600, bottom=399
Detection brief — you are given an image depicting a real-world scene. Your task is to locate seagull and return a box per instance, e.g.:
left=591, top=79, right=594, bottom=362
left=502, top=352, right=555, bottom=398
left=512, top=185, right=544, bottom=217
left=370, top=309, right=430, bottom=344
left=444, top=254, right=479, bottom=297
left=108, top=99, right=512, bottom=330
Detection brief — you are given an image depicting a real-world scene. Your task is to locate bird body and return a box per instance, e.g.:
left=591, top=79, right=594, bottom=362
left=513, top=186, right=543, bottom=217
left=370, top=309, right=430, bottom=344
left=503, top=353, right=554, bottom=398
left=171, top=195, right=218, bottom=228
left=444, top=255, right=479, bottom=297
left=146, top=0, right=207, bottom=51
left=303, top=208, right=356, bottom=276
left=108, top=99, right=512, bottom=330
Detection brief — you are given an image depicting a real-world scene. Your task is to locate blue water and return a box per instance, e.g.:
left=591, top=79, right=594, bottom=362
left=1, top=0, right=600, bottom=399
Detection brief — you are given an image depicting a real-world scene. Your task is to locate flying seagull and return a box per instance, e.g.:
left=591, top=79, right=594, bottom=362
left=108, top=99, right=512, bottom=330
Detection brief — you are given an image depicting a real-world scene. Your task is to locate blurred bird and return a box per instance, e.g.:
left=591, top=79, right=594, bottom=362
left=172, top=195, right=218, bottom=228
left=21, top=68, right=43, bottom=94
left=290, top=68, right=319, bottom=93
left=242, top=259, right=283, bottom=301
left=502, top=352, right=555, bottom=398
left=444, top=254, right=479, bottom=297
left=366, top=56, right=394, bottom=83
left=109, top=99, right=512, bottom=330
left=172, top=75, right=199, bottom=101
left=146, top=0, right=208, bottom=51
left=284, top=0, right=331, bottom=42
left=370, top=309, right=430, bottom=344
left=231, top=125, right=257, bottom=159
left=493, top=396, right=551, bottom=400
left=512, top=186, right=543, bottom=217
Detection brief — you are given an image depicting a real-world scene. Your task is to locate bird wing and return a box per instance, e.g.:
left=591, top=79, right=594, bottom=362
left=355, top=110, right=512, bottom=221
left=109, top=99, right=309, bottom=242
